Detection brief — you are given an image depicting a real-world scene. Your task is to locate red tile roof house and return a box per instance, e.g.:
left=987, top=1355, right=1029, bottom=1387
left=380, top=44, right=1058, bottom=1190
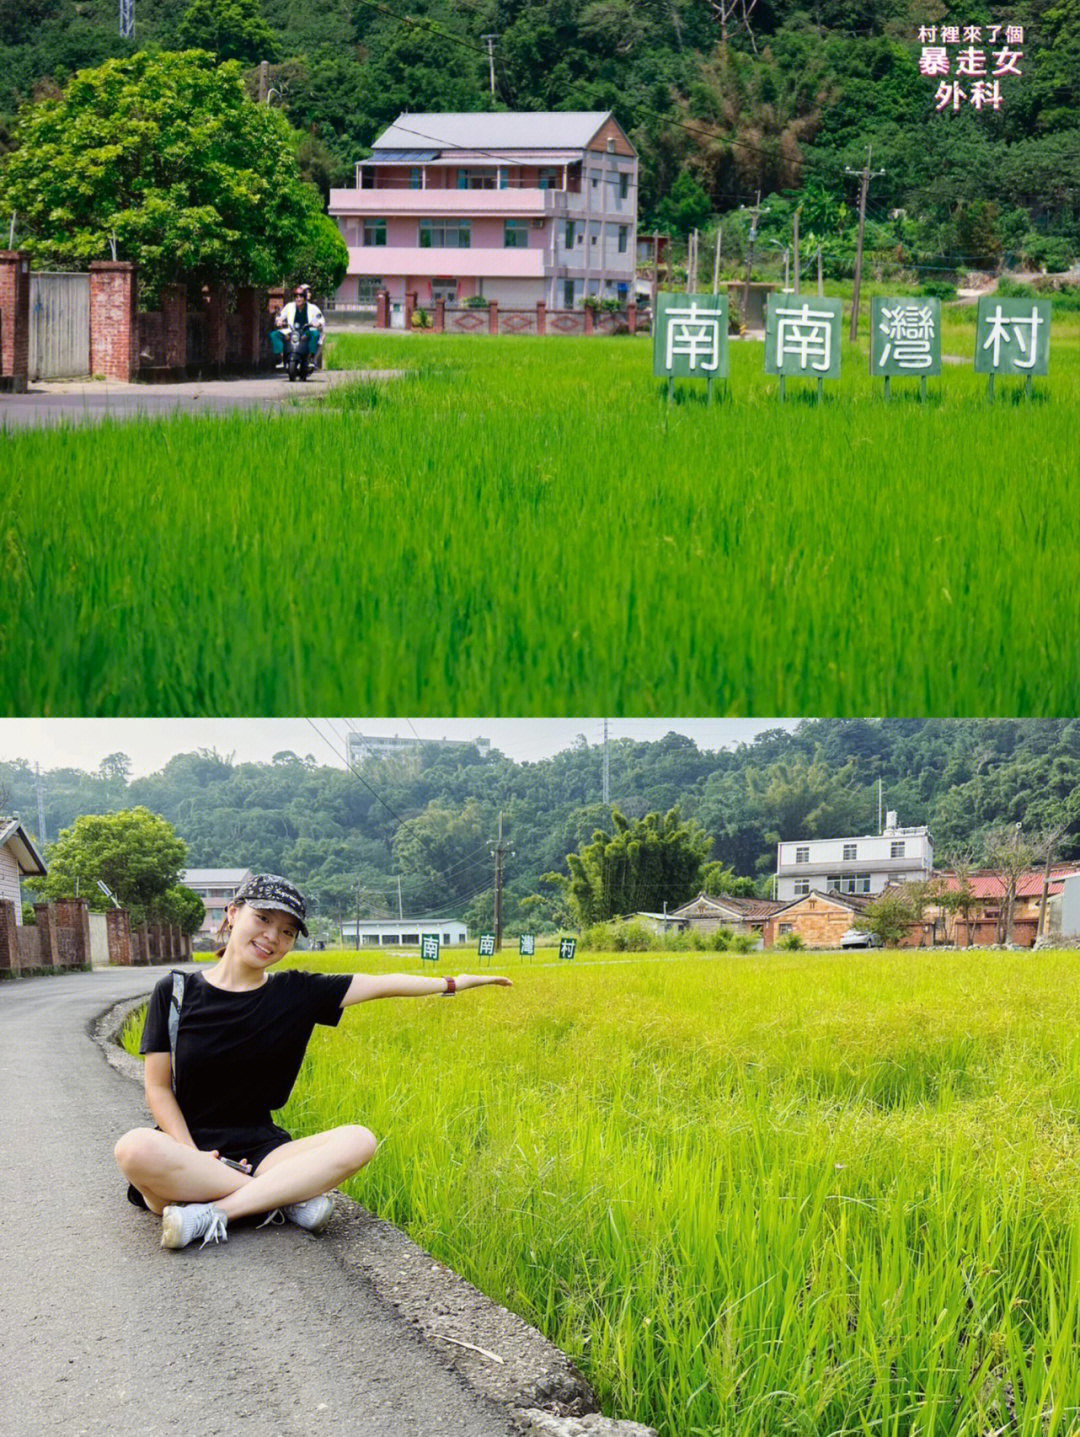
left=936, top=867, right=1080, bottom=947
left=327, top=112, right=638, bottom=323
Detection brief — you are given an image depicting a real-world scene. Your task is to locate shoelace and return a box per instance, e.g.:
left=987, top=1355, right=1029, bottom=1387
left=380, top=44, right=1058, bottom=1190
left=199, top=1211, right=228, bottom=1248
left=256, top=1209, right=286, bottom=1229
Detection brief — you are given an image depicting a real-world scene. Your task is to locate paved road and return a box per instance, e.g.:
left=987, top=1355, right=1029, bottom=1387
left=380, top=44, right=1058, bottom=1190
left=0, top=369, right=401, bottom=429
left=0, top=968, right=586, bottom=1437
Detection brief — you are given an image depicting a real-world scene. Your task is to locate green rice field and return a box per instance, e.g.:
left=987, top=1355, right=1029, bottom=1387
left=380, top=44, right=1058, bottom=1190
left=3, top=315, right=1077, bottom=715
left=124, top=947, right=1080, bottom=1436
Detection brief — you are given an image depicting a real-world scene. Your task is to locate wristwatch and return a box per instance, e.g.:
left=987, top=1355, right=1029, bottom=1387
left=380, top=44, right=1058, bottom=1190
left=443, top=976, right=457, bottom=996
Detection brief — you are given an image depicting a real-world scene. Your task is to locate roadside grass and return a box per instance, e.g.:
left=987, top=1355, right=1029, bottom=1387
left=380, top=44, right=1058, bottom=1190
left=122, top=947, right=1080, bottom=1436
left=4, top=321, right=1076, bottom=714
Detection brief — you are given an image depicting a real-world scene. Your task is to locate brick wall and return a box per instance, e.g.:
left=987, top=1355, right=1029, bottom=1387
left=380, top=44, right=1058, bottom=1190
left=54, top=899, right=92, bottom=968
left=106, top=908, right=133, bottom=966
left=0, top=899, right=18, bottom=971
left=0, top=250, right=31, bottom=392
left=89, top=262, right=137, bottom=381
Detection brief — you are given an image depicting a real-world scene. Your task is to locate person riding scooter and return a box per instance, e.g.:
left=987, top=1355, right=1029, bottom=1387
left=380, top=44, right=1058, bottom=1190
left=272, top=285, right=325, bottom=379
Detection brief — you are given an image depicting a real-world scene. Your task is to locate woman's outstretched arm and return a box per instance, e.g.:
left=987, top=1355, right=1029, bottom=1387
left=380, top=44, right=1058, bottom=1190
left=341, top=972, right=512, bottom=1007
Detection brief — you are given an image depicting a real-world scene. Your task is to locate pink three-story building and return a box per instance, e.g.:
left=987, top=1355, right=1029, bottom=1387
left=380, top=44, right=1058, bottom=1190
left=328, top=111, right=638, bottom=322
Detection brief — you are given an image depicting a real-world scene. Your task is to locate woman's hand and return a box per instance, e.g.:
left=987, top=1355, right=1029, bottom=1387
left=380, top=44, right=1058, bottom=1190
left=210, top=1150, right=252, bottom=1173
left=455, top=974, right=513, bottom=990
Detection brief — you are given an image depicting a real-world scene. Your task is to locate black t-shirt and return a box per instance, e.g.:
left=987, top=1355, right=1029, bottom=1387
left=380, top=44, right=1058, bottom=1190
left=141, top=969, right=352, bottom=1132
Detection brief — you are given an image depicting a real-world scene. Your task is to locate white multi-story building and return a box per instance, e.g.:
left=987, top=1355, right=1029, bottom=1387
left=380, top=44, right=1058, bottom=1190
left=182, top=867, right=253, bottom=936
left=775, top=812, right=934, bottom=901
left=328, top=111, right=638, bottom=317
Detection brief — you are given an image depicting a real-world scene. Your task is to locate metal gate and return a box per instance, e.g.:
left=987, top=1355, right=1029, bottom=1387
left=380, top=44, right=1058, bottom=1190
left=29, top=272, right=90, bottom=380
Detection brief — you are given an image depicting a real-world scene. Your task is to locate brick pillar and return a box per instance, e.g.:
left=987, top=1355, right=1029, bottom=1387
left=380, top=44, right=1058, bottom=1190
left=34, top=902, right=61, bottom=968
left=434, top=298, right=445, bottom=333
left=55, top=898, right=91, bottom=969
left=89, top=261, right=137, bottom=381
left=376, top=289, right=389, bottom=328
left=0, top=250, right=31, bottom=392
left=0, top=900, right=18, bottom=972
left=161, top=284, right=187, bottom=373
left=105, top=908, right=132, bottom=966
left=488, top=301, right=499, bottom=335
left=627, top=302, right=637, bottom=335
left=584, top=305, right=595, bottom=335
left=234, top=285, right=260, bottom=368
left=134, top=922, right=150, bottom=965
left=536, top=301, right=546, bottom=336
left=204, top=285, right=228, bottom=371
left=404, top=290, right=417, bottom=328
left=149, top=923, right=163, bottom=963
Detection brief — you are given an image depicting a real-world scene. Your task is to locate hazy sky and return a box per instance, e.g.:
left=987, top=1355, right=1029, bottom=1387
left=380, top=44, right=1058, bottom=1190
left=0, top=717, right=806, bottom=778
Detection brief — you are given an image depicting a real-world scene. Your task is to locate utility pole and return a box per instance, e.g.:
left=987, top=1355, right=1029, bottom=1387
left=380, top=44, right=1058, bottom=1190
left=651, top=232, right=660, bottom=314
left=792, top=206, right=801, bottom=293
left=481, top=34, right=498, bottom=97
left=602, top=719, right=610, bottom=805
left=845, top=146, right=885, bottom=342
left=354, top=882, right=361, bottom=951
left=259, top=60, right=269, bottom=104
left=35, top=763, right=47, bottom=846
left=491, top=812, right=514, bottom=953
left=712, top=227, right=722, bottom=293
left=396, top=875, right=403, bottom=921
left=740, top=190, right=768, bottom=327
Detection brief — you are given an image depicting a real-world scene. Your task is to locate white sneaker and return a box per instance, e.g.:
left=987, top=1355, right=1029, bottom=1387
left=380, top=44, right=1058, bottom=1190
left=160, top=1203, right=228, bottom=1250
left=282, top=1193, right=334, bottom=1234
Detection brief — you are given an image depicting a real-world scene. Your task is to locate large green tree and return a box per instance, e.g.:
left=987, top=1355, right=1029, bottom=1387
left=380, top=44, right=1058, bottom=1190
left=549, top=806, right=712, bottom=926
left=177, top=0, right=278, bottom=64
left=0, top=49, right=345, bottom=301
left=31, top=806, right=196, bottom=926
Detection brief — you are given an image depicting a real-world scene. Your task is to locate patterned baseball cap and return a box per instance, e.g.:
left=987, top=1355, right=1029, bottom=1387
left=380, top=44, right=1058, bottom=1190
left=233, top=873, right=308, bottom=936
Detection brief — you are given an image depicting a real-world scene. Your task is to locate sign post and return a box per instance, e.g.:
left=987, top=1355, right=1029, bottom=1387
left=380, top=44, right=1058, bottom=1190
left=519, top=933, right=535, bottom=960
left=870, top=296, right=941, bottom=400
left=558, top=937, right=577, bottom=961
left=975, top=296, right=1050, bottom=400
left=478, top=932, right=496, bottom=964
left=653, top=292, right=730, bottom=405
left=765, top=294, right=842, bottom=402
left=421, top=933, right=440, bottom=963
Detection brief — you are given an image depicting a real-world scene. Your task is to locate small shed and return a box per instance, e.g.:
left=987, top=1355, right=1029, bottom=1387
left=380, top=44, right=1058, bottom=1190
left=0, top=818, right=48, bottom=924
left=719, top=281, right=778, bottom=333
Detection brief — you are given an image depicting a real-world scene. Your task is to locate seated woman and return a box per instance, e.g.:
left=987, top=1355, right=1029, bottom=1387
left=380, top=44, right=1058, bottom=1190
left=115, top=873, right=511, bottom=1250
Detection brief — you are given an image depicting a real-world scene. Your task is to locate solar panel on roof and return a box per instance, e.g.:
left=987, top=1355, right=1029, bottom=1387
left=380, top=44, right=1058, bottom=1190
left=366, top=149, right=442, bottom=163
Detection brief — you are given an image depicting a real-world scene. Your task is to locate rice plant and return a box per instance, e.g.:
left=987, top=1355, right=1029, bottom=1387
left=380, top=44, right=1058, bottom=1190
left=277, top=947, right=1080, bottom=1436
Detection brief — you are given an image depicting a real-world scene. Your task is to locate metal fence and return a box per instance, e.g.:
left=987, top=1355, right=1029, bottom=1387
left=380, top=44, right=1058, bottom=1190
left=29, top=272, right=90, bottom=380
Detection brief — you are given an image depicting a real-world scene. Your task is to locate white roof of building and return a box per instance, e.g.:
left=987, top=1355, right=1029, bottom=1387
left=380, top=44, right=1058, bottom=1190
left=345, top=916, right=465, bottom=927
left=372, top=112, right=623, bottom=154
left=0, top=818, right=47, bottom=876
left=182, top=868, right=251, bottom=885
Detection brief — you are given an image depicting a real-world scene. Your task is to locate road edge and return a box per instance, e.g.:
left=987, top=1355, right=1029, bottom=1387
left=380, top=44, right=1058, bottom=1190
left=91, top=991, right=658, bottom=1437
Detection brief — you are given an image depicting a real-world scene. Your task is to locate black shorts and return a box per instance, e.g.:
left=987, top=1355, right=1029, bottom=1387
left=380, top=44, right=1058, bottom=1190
left=125, top=1124, right=293, bottom=1210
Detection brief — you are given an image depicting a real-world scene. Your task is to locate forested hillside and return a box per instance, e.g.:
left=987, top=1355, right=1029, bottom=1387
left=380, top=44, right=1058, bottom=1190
left=3, top=720, right=1078, bottom=932
left=1, top=0, right=1076, bottom=273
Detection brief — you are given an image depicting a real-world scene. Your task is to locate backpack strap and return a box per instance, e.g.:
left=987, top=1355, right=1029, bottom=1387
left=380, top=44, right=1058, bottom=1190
left=168, top=970, right=186, bottom=1093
